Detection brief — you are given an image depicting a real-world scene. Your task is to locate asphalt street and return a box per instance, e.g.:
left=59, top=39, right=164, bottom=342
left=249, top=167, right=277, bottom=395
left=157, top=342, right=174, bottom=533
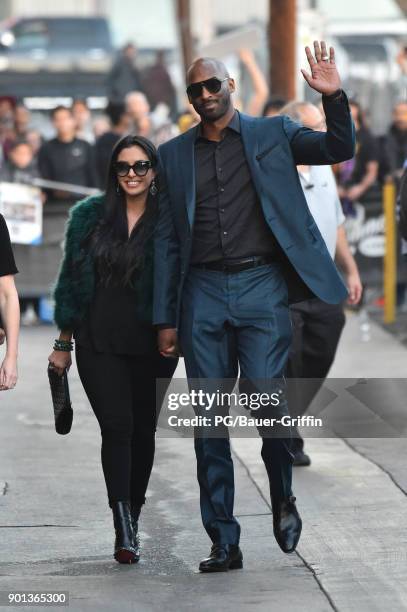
left=1, top=312, right=406, bottom=612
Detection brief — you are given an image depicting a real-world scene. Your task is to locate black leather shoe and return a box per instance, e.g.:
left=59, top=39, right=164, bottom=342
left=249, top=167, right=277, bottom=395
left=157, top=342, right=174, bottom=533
left=272, top=495, right=302, bottom=553
left=293, top=449, right=311, bottom=467
left=130, top=502, right=141, bottom=561
left=199, top=544, right=243, bottom=572
left=110, top=501, right=138, bottom=564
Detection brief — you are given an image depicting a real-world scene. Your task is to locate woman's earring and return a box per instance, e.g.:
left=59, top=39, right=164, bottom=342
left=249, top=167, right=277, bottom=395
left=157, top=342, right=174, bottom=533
left=149, top=179, right=157, bottom=196
left=116, top=181, right=120, bottom=194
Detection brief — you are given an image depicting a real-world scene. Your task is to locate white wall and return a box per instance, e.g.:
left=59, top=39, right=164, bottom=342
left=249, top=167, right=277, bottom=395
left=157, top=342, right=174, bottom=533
left=8, top=0, right=98, bottom=16
left=317, top=0, right=403, bottom=20
left=104, top=0, right=177, bottom=48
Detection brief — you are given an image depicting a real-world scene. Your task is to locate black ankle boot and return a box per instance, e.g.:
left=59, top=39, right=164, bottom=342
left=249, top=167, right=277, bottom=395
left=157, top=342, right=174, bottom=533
left=130, top=502, right=141, bottom=561
left=110, top=501, right=138, bottom=564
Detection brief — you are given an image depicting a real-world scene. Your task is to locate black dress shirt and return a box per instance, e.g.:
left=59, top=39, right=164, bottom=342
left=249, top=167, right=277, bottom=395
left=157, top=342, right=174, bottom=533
left=190, top=111, right=278, bottom=264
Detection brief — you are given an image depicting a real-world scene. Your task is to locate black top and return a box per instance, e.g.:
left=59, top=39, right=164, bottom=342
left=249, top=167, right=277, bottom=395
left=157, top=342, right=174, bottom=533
left=107, top=55, right=143, bottom=103
left=74, top=283, right=156, bottom=355
left=73, top=236, right=156, bottom=355
left=386, top=125, right=407, bottom=174
left=38, top=137, right=97, bottom=201
left=190, top=111, right=278, bottom=265
left=0, top=214, right=18, bottom=277
left=339, top=127, right=379, bottom=186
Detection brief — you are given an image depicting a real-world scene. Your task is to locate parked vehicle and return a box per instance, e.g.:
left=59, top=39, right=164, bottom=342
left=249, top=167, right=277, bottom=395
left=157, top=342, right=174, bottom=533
left=0, top=16, right=114, bottom=99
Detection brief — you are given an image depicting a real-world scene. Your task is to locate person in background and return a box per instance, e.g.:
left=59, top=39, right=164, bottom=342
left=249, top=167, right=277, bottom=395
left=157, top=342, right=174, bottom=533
left=142, top=50, right=177, bottom=118
left=238, top=48, right=269, bottom=117
left=14, top=104, right=31, bottom=136
left=2, top=104, right=32, bottom=159
left=177, top=109, right=200, bottom=133
left=385, top=101, right=407, bottom=181
left=92, top=116, right=111, bottom=140
left=0, top=97, right=15, bottom=133
left=337, top=99, right=379, bottom=214
left=38, top=106, right=97, bottom=204
left=399, top=162, right=407, bottom=241
left=95, top=103, right=131, bottom=187
left=107, top=43, right=143, bottom=104
left=0, top=97, right=16, bottom=164
left=125, top=92, right=152, bottom=137
left=262, top=97, right=288, bottom=118
left=49, top=135, right=177, bottom=564
left=72, top=99, right=95, bottom=144
left=0, top=139, right=39, bottom=184
left=0, top=214, right=20, bottom=391
left=25, top=129, right=43, bottom=158
left=280, top=101, right=362, bottom=466
left=125, top=91, right=177, bottom=147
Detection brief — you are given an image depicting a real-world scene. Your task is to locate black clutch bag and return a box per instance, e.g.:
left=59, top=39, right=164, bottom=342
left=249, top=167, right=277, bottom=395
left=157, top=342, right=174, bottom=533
left=47, top=364, right=73, bottom=435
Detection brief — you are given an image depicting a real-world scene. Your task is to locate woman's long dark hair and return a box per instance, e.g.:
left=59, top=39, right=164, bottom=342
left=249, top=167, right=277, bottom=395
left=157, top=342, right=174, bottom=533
left=87, top=135, right=158, bottom=288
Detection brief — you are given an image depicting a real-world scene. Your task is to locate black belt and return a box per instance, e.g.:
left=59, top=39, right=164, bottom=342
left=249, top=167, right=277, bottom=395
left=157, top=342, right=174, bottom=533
left=191, top=255, right=275, bottom=274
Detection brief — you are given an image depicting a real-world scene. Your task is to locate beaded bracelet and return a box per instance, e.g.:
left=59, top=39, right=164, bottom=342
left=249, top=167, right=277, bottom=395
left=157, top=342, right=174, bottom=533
left=54, top=339, right=74, bottom=352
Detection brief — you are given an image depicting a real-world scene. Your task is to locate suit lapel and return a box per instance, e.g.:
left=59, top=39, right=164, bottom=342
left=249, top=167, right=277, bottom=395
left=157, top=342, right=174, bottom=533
left=238, top=112, right=259, bottom=179
left=179, top=126, right=198, bottom=229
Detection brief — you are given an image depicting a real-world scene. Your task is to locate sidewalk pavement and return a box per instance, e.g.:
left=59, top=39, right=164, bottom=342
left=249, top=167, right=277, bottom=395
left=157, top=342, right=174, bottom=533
left=0, top=312, right=406, bottom=611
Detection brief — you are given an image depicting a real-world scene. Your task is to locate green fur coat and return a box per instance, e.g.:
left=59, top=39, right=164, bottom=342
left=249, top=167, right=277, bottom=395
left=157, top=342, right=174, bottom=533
left=52, top=194, right=153, bottom=331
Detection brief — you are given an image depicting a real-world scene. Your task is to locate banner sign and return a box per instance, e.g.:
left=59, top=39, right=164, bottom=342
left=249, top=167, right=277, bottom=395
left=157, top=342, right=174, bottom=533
left=0, top=181, right=42, bottom=245
left=344, top=199, right=406, bottom=284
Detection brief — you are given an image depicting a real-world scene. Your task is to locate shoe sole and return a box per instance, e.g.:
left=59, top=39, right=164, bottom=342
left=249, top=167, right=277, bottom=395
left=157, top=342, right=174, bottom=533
left=199, top=559, right=243, bottom=572
left=114, top=548, right=139, bottom=564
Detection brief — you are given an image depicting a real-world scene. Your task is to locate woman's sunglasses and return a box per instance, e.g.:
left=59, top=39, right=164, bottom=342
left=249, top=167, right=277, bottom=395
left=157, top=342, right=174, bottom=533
left=114, top=160, right=153, bottom=177
left=186, top=77, right=228, bottom=100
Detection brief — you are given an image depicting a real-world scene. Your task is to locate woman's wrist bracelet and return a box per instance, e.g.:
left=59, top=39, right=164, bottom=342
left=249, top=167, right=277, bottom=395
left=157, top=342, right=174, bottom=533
left=54, top=339, right=74, bottom=352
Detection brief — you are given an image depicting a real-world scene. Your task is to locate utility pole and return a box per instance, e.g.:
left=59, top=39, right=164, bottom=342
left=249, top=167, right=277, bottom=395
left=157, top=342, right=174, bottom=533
left=268, top=0, right=297, bottom=100
left=177, top=0, right=194, bottom=74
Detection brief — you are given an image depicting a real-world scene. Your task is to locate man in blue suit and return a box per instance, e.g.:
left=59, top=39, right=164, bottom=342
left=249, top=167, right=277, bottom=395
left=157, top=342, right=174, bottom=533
left=153, top=41, right=355, bottom=572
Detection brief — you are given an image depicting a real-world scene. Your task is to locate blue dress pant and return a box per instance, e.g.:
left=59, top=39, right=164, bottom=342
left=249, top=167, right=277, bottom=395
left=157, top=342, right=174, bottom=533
left=178, top=263, right=294, bottom=545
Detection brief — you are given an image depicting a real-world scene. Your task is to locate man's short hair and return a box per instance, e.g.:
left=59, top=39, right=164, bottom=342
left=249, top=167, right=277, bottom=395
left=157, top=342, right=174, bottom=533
left=279, top=101, right=314, bottom=125
left=262, top=97, right=287, bottom=117
left=9, top=137, right=32, bottom=152
left=51, top=105, right=72, bottom=119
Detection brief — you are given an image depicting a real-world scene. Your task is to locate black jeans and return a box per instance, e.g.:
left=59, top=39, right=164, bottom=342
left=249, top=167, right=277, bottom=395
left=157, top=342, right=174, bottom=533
left=286, top=298, right=345, bottom=450
left=75, top=344, right=177, bottom=507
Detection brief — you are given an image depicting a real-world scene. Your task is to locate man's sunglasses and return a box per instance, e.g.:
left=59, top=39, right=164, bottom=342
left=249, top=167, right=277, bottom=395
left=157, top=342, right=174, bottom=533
left=114, top=160, right=153, bottom=177
left=186, top=77, right=229, bottom=100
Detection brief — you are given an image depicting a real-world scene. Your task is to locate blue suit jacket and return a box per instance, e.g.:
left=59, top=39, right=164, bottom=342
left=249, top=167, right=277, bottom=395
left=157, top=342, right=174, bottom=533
left=153, top=94, right=355, bottom=327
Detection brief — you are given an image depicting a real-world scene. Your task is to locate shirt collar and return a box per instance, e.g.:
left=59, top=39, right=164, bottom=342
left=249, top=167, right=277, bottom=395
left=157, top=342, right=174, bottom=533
left=195, top=110, right=240, bottom=141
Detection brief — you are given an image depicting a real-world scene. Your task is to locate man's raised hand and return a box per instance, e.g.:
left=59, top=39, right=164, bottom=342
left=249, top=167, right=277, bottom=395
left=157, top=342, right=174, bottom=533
left=301, top=41, right=341, bottom=96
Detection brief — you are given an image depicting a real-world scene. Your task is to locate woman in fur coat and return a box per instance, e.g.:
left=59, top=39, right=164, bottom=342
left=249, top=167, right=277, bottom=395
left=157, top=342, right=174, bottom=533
left=48, top=135, right=178, bottom=564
